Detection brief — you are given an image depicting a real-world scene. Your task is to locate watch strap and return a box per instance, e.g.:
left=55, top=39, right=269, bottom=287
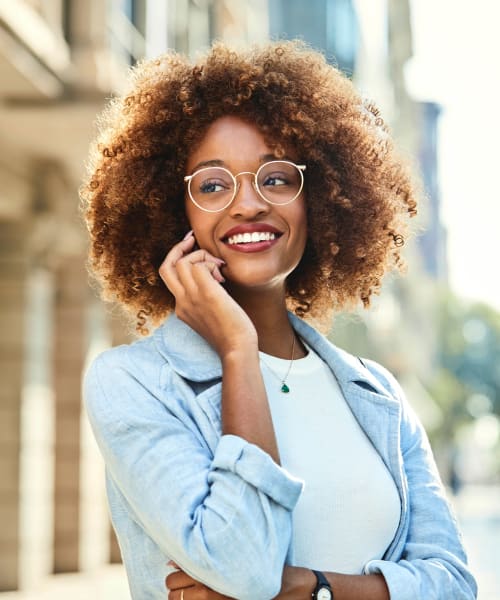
left=311, top=570, right=333, bottom=599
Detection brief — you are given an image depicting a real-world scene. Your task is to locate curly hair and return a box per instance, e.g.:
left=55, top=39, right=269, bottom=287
left=81, top=40, right=417, bottom=334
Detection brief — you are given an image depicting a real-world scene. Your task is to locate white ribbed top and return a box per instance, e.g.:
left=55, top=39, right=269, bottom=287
left=260, top=344, right=401, bottom=574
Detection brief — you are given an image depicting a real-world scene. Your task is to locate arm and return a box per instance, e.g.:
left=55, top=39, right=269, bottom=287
left=85, top=350, right=300, bottom=600
left=85, top=237, right=299, bottom=599
left=161, top=233, right=280, bottom=463
left=276, top=567, right=389, bottom=600
left=166, top=565, right=389, bottom=600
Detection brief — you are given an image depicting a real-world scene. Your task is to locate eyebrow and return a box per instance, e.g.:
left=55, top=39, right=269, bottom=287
left=189, top=154, right=296, bottom=173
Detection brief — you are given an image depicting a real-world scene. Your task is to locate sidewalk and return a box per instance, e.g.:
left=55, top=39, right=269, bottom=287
left=453, top=484, right=500, bottom=600
left=0, top=565, right=130, bottom=600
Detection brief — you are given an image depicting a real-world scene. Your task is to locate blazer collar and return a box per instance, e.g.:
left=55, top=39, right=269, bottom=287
left=154, top=312, right=395, bottom=403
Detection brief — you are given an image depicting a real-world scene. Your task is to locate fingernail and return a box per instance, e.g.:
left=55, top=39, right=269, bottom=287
left=215, top=258, right=225, bottom=265
left=183, top=230, right=194, bottom=240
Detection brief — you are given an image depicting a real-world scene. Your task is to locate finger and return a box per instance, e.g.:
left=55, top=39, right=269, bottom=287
left=175, top=254, right=225, bottom=295
left=165, top=569, right=197, bottom=590
left=166, top=585, right=195, bottom=600
left=159, top=235, right=196, bottom=295
left=176, top=255, right=225, bottom=287
left=176, top=247, right=225, bottom=268
left=167, top=246, right=224, bottom=290
left=191, top=261, right=226, bottom=286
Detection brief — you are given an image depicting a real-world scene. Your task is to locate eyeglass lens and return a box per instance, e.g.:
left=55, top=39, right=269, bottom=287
left=188, top=161, right=302, bottom=211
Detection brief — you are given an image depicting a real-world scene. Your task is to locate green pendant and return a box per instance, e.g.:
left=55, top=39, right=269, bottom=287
left=281, top=383, right=290, bottom=393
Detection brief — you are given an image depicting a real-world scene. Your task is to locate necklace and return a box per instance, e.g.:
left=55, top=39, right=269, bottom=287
left=260, top=334, right=296, bottom=393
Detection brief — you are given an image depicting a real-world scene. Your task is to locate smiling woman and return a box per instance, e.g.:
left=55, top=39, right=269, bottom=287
left=81, top=40, right=417, bottom=333
left=180, top=116, right=307, bottom=295
left=80, top=40, right=477, bottom=600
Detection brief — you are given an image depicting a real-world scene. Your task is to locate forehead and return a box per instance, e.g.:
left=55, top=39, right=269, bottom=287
left=186, top=115, right=292, bottom=171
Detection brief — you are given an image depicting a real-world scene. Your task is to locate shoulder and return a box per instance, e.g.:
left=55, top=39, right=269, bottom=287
left=85, top=334, right=163, bottom=385
left=83, top=334, right=168, bottom=426
left=357, top=356, right=405, bottom=401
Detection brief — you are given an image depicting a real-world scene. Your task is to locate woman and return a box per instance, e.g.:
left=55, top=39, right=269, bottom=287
left=81, top=41, right=477, bottom=599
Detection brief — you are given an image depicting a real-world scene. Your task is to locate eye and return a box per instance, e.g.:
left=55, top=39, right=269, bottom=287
left=199, top=179, right=230, bottom=194
left=262, top=172, right=289, bottom=187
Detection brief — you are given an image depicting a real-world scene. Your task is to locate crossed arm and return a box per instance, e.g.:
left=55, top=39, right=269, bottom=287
left=166, top=564, right=390, bottom=600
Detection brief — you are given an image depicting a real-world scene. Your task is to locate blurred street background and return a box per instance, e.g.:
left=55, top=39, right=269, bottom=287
left=1, top=0, right=499, bottom=598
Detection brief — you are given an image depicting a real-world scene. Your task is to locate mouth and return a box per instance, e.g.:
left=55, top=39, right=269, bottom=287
left=226, top=231, right=280, bottom=245
left=221, top=225, right=283, bottom=253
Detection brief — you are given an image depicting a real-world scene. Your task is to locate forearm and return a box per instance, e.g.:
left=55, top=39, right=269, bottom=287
left=221, top=348, right=280, bottom=464
left=277, top=566, right=389, bottom=600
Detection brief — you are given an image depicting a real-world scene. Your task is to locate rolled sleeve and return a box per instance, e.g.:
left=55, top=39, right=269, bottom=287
left=212, top=434, right=303, bottom=510
left=364, top=559, right=417, bottom=599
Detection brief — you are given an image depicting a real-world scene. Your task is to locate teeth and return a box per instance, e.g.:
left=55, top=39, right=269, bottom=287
left=227, top=232, right=276, bottom=245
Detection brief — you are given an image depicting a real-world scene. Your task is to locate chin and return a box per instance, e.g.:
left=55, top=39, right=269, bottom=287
left=223, top=266, right=290, bottom=293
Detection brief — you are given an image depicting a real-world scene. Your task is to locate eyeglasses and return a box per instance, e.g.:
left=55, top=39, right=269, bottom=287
left=184, top=160, right=306, bottom=213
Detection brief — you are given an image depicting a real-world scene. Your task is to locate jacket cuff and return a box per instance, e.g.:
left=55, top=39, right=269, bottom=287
left=363, top=559, right=417, bottom=600
left=212, top=434, right=304, bottom=511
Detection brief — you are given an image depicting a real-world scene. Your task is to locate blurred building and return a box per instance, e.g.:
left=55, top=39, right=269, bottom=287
left=417, top=101, right=448, bottom=281
left=268, top=0, right=358, bottom=74
left=0, top=0, right=137, bottom=592
left=0, top=0, right=449, bottom=595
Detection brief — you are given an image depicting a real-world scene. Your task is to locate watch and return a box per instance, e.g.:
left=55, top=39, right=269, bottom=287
left=311, top=570, right=333, bottom=600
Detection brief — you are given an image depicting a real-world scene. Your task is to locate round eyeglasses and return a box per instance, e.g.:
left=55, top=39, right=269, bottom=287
left=184, top=160, right=306, bottom=213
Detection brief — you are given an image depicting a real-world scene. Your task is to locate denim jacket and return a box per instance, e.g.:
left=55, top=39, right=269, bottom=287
left=84, top=313, right=477, bottom=600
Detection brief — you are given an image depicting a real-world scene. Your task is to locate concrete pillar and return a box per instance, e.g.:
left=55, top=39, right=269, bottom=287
left=18, top=268, right=55, bottom=589
left=0, top=221, right=27, bottom=591
left=52, top=256, right=86, bottom=573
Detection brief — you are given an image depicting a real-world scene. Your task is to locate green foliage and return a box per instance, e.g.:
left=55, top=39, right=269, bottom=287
left=435, top=289, right=500, bottom=418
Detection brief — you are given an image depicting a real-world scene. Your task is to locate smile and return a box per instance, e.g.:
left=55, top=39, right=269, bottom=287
left=227, top=231, right=277, bottom=245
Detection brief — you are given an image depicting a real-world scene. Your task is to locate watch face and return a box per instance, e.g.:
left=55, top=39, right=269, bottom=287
left=317, top=587, right=332, bottom=600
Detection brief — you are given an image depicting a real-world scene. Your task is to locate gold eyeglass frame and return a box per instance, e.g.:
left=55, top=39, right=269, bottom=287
left=184, top=160, right=306, bottom=213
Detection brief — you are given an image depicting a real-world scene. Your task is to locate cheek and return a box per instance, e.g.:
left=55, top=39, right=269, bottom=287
left=184, top=197, right=195, bottom=226
left=184, top=204, right=219, bottom=248
left=294, top=201, right=308, bottom=243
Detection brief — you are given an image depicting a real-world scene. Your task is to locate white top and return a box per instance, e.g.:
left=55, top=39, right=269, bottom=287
left=260, top=344, right=401, bottom=574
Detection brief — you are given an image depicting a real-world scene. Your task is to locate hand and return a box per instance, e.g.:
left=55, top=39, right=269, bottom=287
left=159, top=232, right=258, bottom=358
left=165, top=565, right=311, bottom=600
left=165, top=563, right=234, bottom=600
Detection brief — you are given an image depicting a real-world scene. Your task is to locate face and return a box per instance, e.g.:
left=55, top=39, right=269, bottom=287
left=184, top=115, right=307, bottom=294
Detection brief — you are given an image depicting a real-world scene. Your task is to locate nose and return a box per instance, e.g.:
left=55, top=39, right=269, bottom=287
left=229, top=173, right=269, bottom=218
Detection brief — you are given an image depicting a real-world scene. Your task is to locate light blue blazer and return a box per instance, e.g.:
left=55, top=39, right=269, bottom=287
left=84, top=313, right=477, bottom=599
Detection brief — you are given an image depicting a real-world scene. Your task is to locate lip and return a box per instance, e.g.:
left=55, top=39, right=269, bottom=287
left=220, top=223, right=283, bottom=254
left=221, top=223, right=283, bottom=240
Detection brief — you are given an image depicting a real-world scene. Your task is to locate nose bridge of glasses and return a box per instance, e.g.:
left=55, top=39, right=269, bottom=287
left=234, top=170, right=256, bottom=179
left=232, top=170, right=263, bottom=201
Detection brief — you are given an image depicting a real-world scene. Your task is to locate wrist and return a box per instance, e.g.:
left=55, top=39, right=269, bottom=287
left=279, top=566, right=316, bottom=599
left=311, top=570, right=333, bottom=599
left=220, top=343, right=259, bottom=367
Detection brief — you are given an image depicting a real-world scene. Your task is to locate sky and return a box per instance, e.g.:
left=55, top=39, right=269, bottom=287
left=408, top=0, right=500, bottom=310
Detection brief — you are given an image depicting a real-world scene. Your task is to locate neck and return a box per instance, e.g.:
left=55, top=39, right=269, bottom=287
left=225, top=283, right=306, bottom=359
